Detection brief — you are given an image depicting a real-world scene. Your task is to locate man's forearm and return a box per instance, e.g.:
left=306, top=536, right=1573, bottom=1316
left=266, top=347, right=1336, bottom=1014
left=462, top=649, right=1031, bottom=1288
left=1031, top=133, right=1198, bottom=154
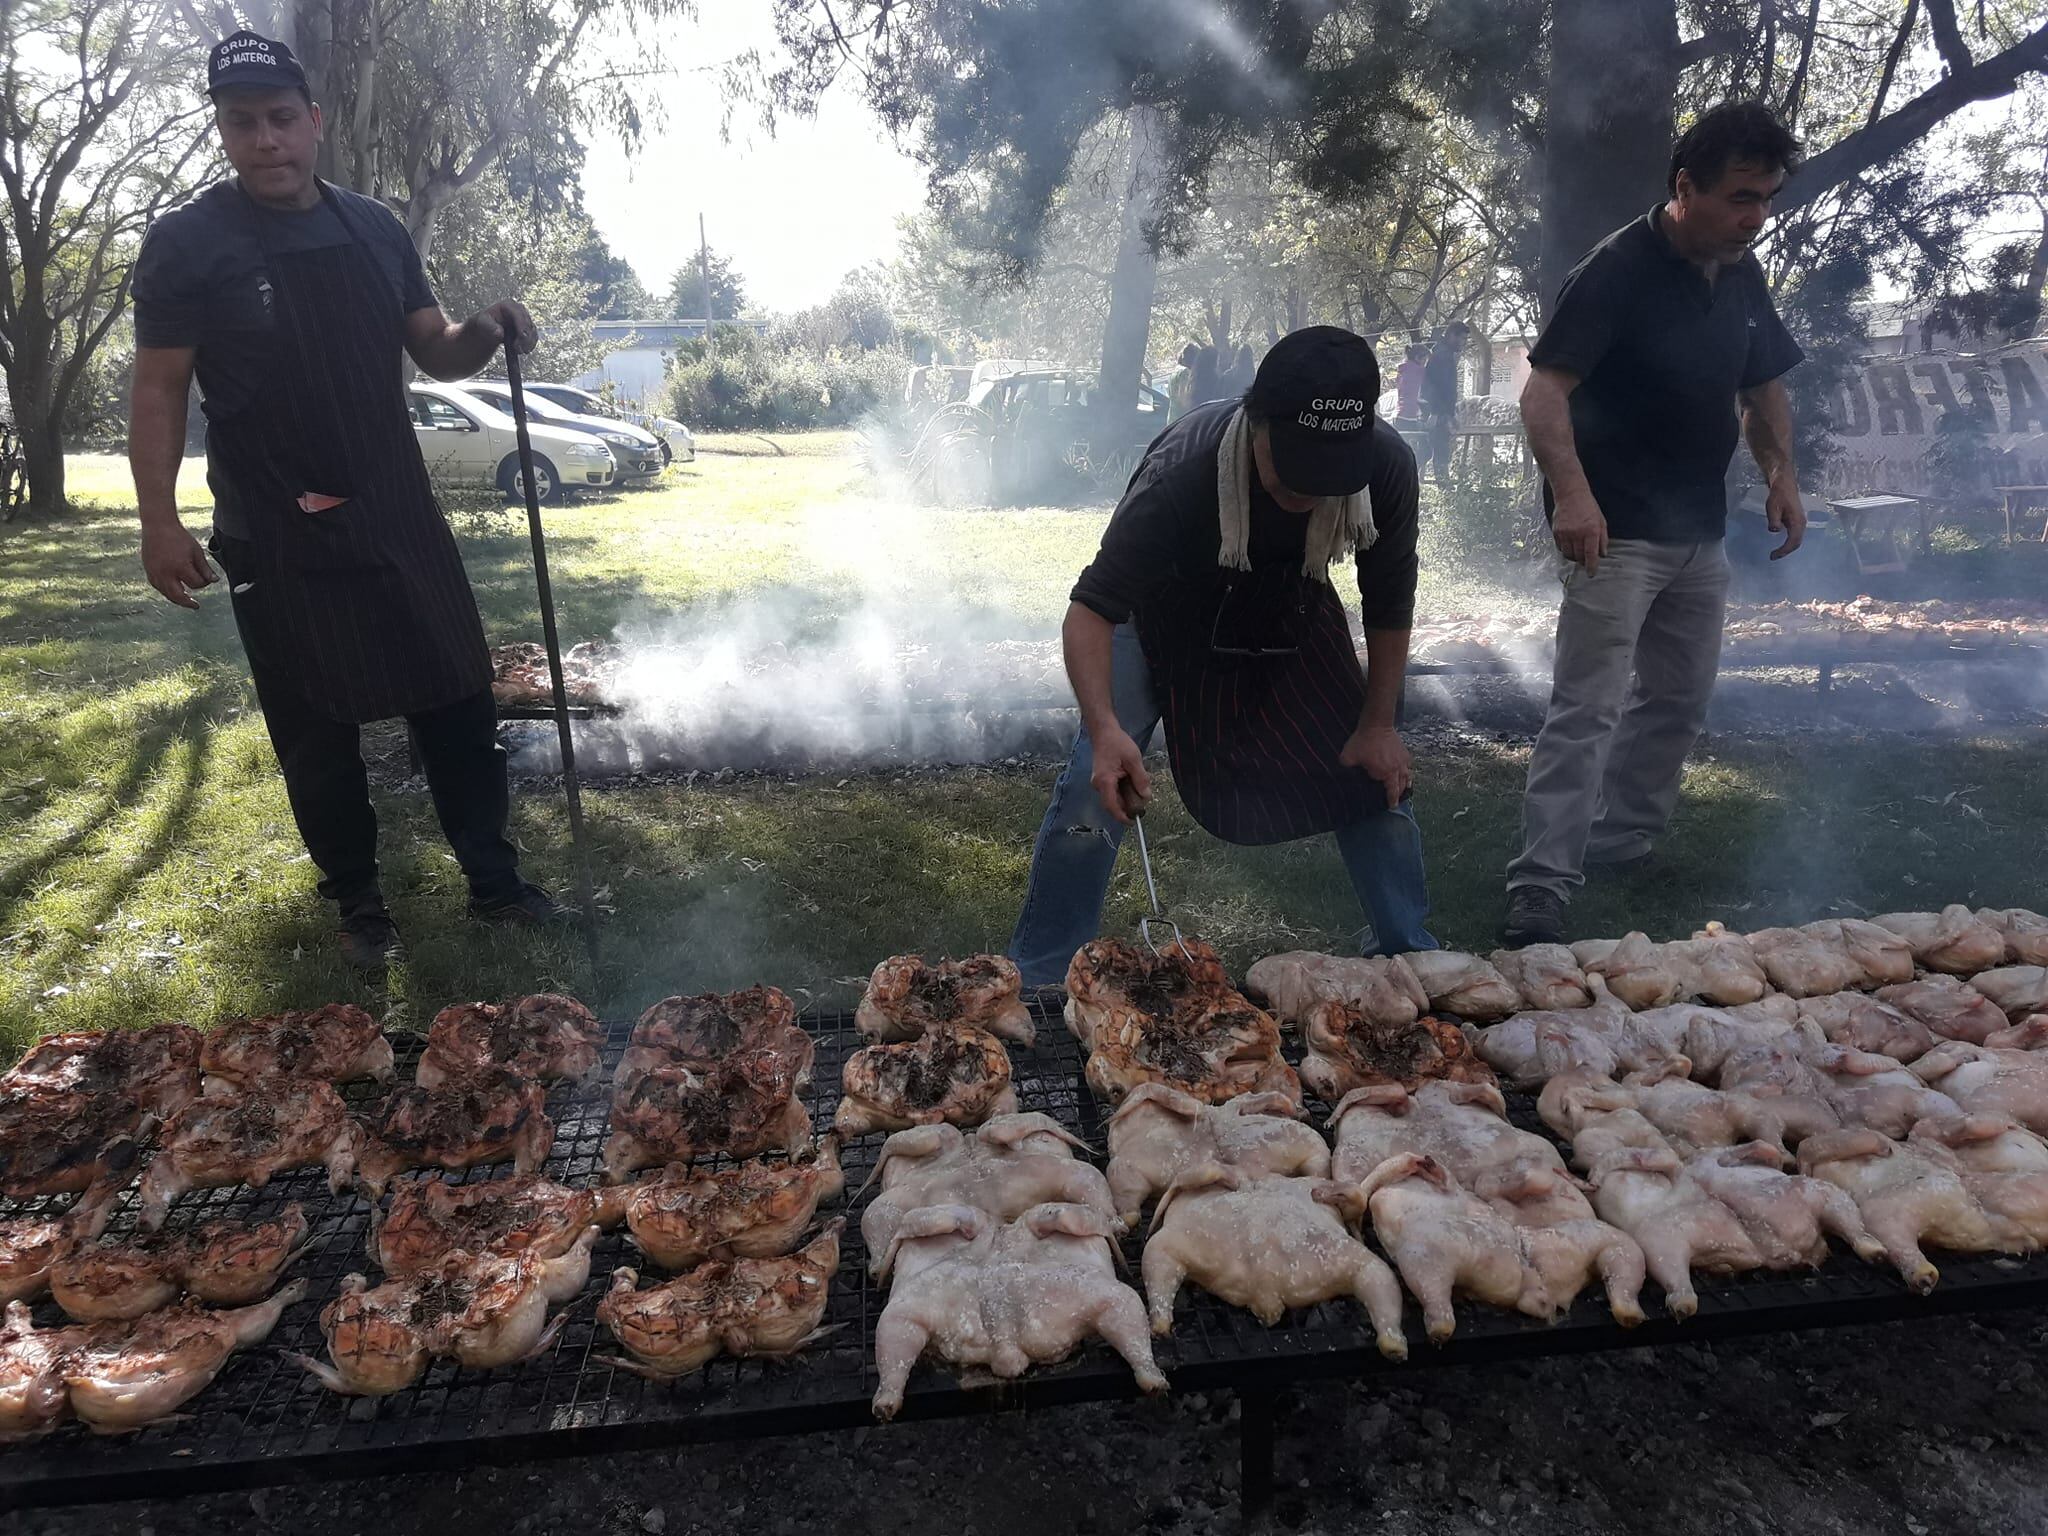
left=1359, top=627, right=1410, bottom=730
left=412, top=318, right=500, bottom=381
left=1521, top=373, right=1593, bottom=503
left=129, top=384, right=190, bottom=527
left=1742, top=379, right=1797, bottom=484
left=1062, top=601, right=1119, bottom=737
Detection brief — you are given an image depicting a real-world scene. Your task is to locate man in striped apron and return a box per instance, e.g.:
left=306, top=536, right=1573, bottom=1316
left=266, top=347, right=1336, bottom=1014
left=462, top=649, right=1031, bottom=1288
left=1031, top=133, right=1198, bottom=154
left=127, top=32, right=562, bottom=970
left=1009, top=327, right=1438, bottom=986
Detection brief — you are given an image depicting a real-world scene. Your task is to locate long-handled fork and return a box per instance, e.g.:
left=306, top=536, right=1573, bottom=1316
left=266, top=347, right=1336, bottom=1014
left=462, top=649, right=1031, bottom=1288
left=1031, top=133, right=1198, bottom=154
left=1120, top=786, right=1192, bottom=961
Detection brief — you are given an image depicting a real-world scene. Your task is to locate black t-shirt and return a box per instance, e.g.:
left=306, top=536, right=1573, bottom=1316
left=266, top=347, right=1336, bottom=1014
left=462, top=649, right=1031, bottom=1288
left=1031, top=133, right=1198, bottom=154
left=1529, top=205, right=1804, bottom=542
left=132, top=179, right=438, bottom=535
left=1071, top=401, right=1420, bottom=633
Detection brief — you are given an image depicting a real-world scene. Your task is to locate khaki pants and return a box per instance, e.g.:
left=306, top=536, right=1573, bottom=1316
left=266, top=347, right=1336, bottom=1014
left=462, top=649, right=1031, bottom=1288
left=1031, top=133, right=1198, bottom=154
left=1507, top=538, right=1730, bottom=900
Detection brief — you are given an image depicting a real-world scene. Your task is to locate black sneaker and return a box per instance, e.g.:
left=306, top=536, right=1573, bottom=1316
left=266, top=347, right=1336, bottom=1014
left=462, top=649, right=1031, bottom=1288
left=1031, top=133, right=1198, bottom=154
left=1500, top=886, right=1566, bottom=947
left=469, top=882, right=574, bottom=925
left=337, top=911, right=405, bottom=971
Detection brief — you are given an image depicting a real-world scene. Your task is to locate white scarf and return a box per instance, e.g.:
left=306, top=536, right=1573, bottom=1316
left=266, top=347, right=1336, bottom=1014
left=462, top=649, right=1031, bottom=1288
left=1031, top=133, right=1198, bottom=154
left=1214, top=404, right=1376, bottom=583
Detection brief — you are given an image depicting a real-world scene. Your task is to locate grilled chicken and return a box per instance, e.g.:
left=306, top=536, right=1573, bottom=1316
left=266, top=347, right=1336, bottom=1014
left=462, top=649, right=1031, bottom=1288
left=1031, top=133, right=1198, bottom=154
left=0, top=1089, right=151, bottom=1200
left=1971, top=966, right=2048, bottom=1022
left=138, top=1078, right=357, bottom=1228
left=1910, top=1041, right=2048, bottom=1133
left=1571, top=933, right=1683, bottom=1011
left=66, top=1281, right=308, bottom=1432
left=6, top=1023, right=201, bottom=1120
left=296, top=1238, right=596, bottom=1394
left=1141, top=1166, right=1407, bottom=1358
left=1244, top=951, right=1432, bottom=1027
left=1469, top=1160, right=1647, bottom=1326
left=200, top=1004, right=393, bottom=1087
left=50, top=1206, right=310, bottom=1321
left=600, top=1222, right=841, bottom=1380
left=1877, top=977, right=2013, bottom=1045
left=1805, top=1043, right=1962, bottom=1139
left=623, top=1138, right=845, bottom=1270
left=0, top=1177, right=124, bottom=1307
left=1795, top=993, right=1935, bottom=1063
left=1398, top=951, right=1521, bottom=1022
left=1871, top=906, right=2010, bottom=976
left=861, top=1124, right=1117, bottom=1266
left=1300, top=1006, right=1494, bottom=1103
left=1065, top=937, right=1236, bottom=1046
left=1581, top=1144, right=1762, bottom=1317
left=357, top=1069, right=552, bottom=1196
left=371, top=1175, right=624, bottom=1297
left=1979, top=907, right=2048, bottom=968
left=605, top=1059, right=814, bottom=1182
left=1359, top=1152, right=1552, bottom=1339
left=1329, top=1080, right=1568, bottom=1191
left=1486, top=944, right=1592, bottom=1012
left=0, top=1303, right=84, bottom=1439
left=1104, top=1084, right=1328, bottom=1228
left=621, top=987, right=811, bottom=1086
left=834, top=1022, right=1017, bottom=1137
left=416, top=994, right=604, bottom=1088
left=872, top=1203, right=1165, bottom=1419
left=1908, top=1113, right=2048, bottom=1246
left=857, top=954, right=1034, bottom=1045
left=1797, top=1128, right=2017, bottom=1291
left=1683, top=1143, right=1885, bottom=1269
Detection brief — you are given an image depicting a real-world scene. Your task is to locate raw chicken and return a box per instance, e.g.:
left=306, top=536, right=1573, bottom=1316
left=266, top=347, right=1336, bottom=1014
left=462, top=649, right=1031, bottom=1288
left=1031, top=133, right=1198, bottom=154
left=1795, top=993, right=1936, bottom=1062
left=1805, top=1043, right=1962, bottom=1139
left=1471, top=982, right=1665, bottom=1089
left=1823, top=919, right=1917, bottom=988
left=1067, top=939, right=1297, bottom=1106
left=622, top=1140, right=843, bottom=1271
left=1675, top=1007, right=1801, bottom=1084
left=1329, top=1080, right=1567, bottom=1191
left=1744, top=926, right=1866, bottom=998
left=357, top=1068, right=553, bottom=1196
left=1104, top=1084, right=1329, bottom=1227
left=1663, top=934, right=1772, bottom=1007
left=0, top=1089, right=150, bottom=1200
left=1572, top=933, right=1682, bottom=1011
left=1871, top=906, right=2009, bottom=976
left=138, top=1078, right=358, bottom=1228
left=6, top=1023, right=201, bottom=1120
left=65, top=1281, right=308, bottom=1431
left=1581, top=1144, right=1762, bottom=1317
left=1979, top=907, right=2048, bottom=968
left=834, top=1022, right=1018, bottom=1137
left=415, top=994, right=604, bottom=1088
left=1711, top=1023, right=1843, bottom=1143
left=1876, top=977, right=2011, bottom=1045
left=0, top=1177, right=123, bottom=1306
left=1617, top=1057, right=1810, bottom=1154
left=200, top=1004, right=393, bottom=1087
left=0, top=1303, right=84, bottom=1439
left=871, top=1203, right=1166, bottom=1419
left=50, top=1206, right=310, bottom=1321
left=1299, top=1005, right=1495, bottom=1103
left=1987, top=1016, right=2048, bottom=1051
left=1247, top=952, right=1431, bottom=1027
left=1358, top=1152, right=1552, bottom=1340
left=1398, top=951, right=1521, bottom=1023
left=1909, top=1041, right=2048, bottom=1133
left=371, top=1174, right=625, bottom=1294
left=1141, top=1167, right=1406, bottom=1358
left=1796, top=1128, right=2017, bottom=1291
left=1970, top=966, right=2048, bottom=1022
left=1684, top=1143, right=1884, bottom=1268
left=600, top=1222, right=841, bottom=1380
left=296, top=1237, right=597, bottom=1394
left=1537, top=1069, right=1675, bottom=1171
left=1487, top=945, right=1592, bottom=1012
left=862, top=1124, right=1116, bottom=1264
left=1907, top=1114, right=2048, bottom=1245
left=857, top=954, right=1034, bottom=1045
left=605, top=1057, right=813, bottom=1181
left=1469, top=1160, right=1647, bottom=1325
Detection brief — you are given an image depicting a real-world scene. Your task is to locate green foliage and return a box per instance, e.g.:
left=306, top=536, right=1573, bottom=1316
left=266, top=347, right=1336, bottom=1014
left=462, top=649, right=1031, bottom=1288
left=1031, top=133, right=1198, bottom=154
left=665, top=249, right=750, bottom=321
left=665, top=332, right=905, bottom=430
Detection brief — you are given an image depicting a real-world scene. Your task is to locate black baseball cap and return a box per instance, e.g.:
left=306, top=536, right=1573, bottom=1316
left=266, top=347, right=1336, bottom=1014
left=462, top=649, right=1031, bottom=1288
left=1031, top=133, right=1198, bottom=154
left=208, top=31, right=309, bottom=97
left=1245, top=326, right=1383, bottom=497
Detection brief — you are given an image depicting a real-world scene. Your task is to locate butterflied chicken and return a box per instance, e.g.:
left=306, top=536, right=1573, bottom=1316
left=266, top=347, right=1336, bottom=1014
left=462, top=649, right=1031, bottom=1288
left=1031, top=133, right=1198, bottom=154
left=1684, top=1143, right=1884, bottom=1269
left=861, top=1123, right=1116, bottom=1265
left=1988, top=1015, right=2048, bottom=1051
left=1065, top=937, right=1234, bottom=1045
left=1979, top=907, right=2048, bottom=968
left=623, top=1139, right=845, bottom=1270
left=1104, top=1084, right=1329, bottom=1227
left=605, top=1058, right=813, bottom=1181
left=1795, top=993, right=1935, bottom=1063
left=1472, top=981, right=1675, bottom=1089
left=416, top=994, right=604, bottom=1088
left=857, top=954, right=1034, bottom=1045
left=1676, top=1006, right=1803, bottom=1083
left=1571, top=933, right=1683, bottom=1011
left=1299, top=1006, right=1494, bottom=1104
left=1141, top=1167, right=1407, bottom=1359
left=0, top=1177, right=123, bottom=1306
left=1487, top=945, right=1592, bottom=1012
left=1614, top=1057, right=1814, bottom=1153
left=1398, top=951, right=1520, bottom=1023
left=623, top=987, right=810, bottom=1084
left=1971, top=966, right=2048, bottom=1022
left=295, top=1238, right=596, bottom=1394
left=1877, top=977, right=2012, bottom=1045
left=1710, top=1022, right=1842, bottom=1143
left=371, top=1175, right=623, bottom=1296
left=1744, top=926, right=1868, bottom=998
left=0, top=1088, right=151, bottom=1201
left=1066, top=939, right=1297, bottom=1106
left=1796, top=1128, right=2017, bottom=1291
left=1871, top=906, right=2009, bottom=976
left=65, top=1281, right=307, bottom=1432
left=1907, top=1114, right=2048, bottom=1246
left=6, top=1023, right=201, bottom=1120
left=0, top=1303, right=84, bottom=1439
left=601, top=1222, right=841, bottom=1380
left=1469, top=1161, right=1646, bottom=1325
left=1359, top=1152, right=1552, bottom=1339
left=834, top=1022, right=1017, bottom=1138
left=1823, top=919, right=1917, bottom=988
left=200, top=1004, right=393, bottom=1087
left=51, top=1206, right=310, bottom=1321
left=1805, top=1044, right=1961, bottom=1138
left=1330, top=1080, right=1568, bottom=1191
left=1910, top=1041, right=2048, bottom=1133
left=138, top=1078, right=357, bottom=1228
left=1581, top=1145, right=1761, bottom=1317
left=357, top=1069, right=552, bottom=1196
left=872, top=1203, right=1165, bottom=1419
left=1663, top=932, right=1771, bottom=1007
left=1538, top=1069, right=1677, bottom=1170
left=1245, top=951, right=1431, bottom=1027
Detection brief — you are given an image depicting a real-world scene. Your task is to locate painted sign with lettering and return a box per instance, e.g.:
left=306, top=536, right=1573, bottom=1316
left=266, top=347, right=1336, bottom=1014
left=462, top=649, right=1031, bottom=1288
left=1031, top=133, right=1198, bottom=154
left=1819, top=338, right=2048, bottom=494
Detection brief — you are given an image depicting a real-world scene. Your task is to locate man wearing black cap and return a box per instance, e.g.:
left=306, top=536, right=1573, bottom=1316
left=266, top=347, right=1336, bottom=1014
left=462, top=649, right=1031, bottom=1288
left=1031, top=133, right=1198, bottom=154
left=1008, top=325, right=1436, bottom=985
left=127, top=31, right=562, bottom=970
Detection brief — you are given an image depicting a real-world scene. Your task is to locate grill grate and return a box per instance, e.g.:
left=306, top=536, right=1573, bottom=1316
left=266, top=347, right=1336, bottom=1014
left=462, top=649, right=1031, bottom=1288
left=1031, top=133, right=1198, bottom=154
left=5, top=1003, right=2048, bottom=1508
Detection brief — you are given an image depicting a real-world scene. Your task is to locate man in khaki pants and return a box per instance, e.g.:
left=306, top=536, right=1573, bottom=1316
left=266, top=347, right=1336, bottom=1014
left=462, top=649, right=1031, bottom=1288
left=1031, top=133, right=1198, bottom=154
left=1502, top=102, right=1808, bottom=947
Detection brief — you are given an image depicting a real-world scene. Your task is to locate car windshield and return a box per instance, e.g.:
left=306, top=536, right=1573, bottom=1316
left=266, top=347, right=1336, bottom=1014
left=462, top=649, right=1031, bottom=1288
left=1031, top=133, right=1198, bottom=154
left=468, top=384, right=572, bottom=421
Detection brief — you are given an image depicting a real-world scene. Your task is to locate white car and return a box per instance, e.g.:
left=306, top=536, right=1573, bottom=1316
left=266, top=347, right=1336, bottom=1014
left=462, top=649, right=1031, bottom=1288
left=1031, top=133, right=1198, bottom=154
left=458, top=380, right=667, bottom=483
left=409, top=381, right=614, bottom=504
left=529, top=383, right=695, bottom=465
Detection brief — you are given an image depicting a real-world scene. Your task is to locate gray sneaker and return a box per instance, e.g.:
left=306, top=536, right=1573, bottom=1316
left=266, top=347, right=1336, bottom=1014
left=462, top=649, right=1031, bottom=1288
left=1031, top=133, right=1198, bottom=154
left=1500, top=886, right=1566, bottom=947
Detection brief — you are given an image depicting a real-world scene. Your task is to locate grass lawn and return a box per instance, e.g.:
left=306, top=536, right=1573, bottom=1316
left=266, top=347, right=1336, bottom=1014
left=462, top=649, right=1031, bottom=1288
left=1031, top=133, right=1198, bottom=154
left=4, top=435, right=2044, bottom=1049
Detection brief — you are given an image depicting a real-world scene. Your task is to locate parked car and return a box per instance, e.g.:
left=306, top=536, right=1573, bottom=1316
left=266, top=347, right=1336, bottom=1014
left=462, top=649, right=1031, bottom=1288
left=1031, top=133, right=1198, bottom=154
left=408, top=381, right=614, bottom=504
left=457, top=380, right=666, bottom=483
left=526, top=383, right=695, bottom=466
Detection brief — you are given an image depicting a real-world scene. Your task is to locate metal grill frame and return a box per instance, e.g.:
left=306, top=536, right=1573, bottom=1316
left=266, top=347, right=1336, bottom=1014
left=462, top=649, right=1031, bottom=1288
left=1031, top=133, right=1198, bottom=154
left=6, top=1002, right=2048, bottom=1512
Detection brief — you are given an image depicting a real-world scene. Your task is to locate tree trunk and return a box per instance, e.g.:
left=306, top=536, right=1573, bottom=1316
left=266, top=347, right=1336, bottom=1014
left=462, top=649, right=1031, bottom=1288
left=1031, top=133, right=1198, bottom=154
left=1206, top=297, right=1233, bottom=352
left=8, top=361, right=68, bottom=517
left=1538, top=0, right=1681, bottom=316
left=1096, top=105, right=1166, bottom=458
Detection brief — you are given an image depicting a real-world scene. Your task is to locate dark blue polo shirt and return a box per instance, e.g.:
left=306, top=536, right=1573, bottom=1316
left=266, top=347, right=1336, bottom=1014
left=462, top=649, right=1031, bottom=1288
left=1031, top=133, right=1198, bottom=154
left=1530, top=205, right=1804, bottom=543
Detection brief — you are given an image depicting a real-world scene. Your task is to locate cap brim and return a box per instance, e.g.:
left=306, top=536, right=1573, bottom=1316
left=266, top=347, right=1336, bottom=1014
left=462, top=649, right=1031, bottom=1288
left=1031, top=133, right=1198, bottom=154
left=1269, top=426, right=1374, bottom=499
left=209, top=70, right=305, bottom=96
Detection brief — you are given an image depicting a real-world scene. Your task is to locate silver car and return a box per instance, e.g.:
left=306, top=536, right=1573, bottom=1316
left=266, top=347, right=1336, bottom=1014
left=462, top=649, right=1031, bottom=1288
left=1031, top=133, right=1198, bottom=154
left=528, top=383, right=696, bottom=466
left=458, top=381, right=667, bottom=483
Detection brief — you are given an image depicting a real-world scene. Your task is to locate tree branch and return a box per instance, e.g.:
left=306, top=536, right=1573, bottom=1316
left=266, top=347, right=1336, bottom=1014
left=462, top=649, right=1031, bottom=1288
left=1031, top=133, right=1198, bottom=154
left=1868, top=0, right=1920, bottom=129
left=1923, top=0, right=1975, bottom=77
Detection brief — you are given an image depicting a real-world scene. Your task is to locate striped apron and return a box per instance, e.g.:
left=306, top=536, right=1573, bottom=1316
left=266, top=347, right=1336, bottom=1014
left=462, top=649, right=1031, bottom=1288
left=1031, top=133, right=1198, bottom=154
left=208, top=182, right=490, bottom=724
left=1136, top=562, right=1382, bottom=845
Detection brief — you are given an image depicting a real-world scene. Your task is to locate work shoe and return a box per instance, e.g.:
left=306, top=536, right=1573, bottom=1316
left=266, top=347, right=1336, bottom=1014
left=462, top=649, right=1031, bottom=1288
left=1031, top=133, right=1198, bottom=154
left=1500, top=886, right=1566, bottom=948
left=469, top=881, right=573, bottom=926
left=337, top=910, right=405, bottom=971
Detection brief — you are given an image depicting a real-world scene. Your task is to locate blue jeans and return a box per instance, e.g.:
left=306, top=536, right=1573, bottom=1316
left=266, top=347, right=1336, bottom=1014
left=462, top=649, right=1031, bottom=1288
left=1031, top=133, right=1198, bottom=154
left=1007, top=624, right=1439, bottom=987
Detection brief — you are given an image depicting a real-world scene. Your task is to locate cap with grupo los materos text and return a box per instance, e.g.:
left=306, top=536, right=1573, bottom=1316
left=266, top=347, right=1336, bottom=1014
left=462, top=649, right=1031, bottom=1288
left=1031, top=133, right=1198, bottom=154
left=1245, top=325, right=1384, bottom=498
left=208, top=31, right=309, bottom=97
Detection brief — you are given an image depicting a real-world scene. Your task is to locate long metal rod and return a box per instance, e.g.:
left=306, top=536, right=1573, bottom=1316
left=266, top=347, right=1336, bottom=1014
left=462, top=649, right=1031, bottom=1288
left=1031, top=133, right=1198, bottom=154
left=504, top=340, right=602, bottom=972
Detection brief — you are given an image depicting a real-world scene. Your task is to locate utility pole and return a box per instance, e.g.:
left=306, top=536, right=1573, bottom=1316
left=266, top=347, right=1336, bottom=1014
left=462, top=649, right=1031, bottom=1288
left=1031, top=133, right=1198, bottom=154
left=698, top=213, right=713, bottom=338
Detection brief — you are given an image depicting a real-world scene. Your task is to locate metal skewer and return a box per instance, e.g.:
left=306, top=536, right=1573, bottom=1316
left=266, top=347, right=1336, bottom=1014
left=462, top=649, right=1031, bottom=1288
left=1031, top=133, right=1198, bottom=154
left=1121, top=789, right=1191, bottom=961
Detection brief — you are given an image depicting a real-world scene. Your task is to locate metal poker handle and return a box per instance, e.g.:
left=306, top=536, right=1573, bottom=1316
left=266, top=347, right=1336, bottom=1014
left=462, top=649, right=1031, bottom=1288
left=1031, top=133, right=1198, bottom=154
left=1125, top=805, right=1191, bottom=961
